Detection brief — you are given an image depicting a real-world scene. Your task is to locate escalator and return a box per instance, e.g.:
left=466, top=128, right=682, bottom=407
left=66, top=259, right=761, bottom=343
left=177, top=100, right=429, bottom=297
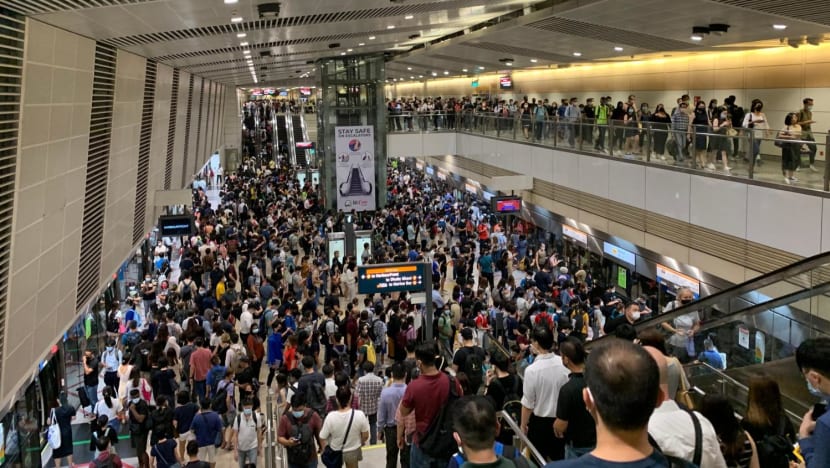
left=276, top=115, right=288, bottom=158
left=586, top=251, right=830, bottom=422
left=292, top=114, right=308, bottom=168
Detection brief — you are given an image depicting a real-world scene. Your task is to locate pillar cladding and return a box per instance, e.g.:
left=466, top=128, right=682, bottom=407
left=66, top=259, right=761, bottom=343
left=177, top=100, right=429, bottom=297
left=317, top=55, right=387, bottom=212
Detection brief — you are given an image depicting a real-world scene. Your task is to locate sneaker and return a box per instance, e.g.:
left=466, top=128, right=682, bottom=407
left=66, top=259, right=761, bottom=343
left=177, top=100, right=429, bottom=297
left=706, top=163, right=716, bottom=170
left=796, top=166, right=801, bottom=172
left=811, top=164, right=819, bottom=172
left=784, top=177, right=792, bottom=185
left=659, top=155, right=666, bottom=161
left=791, top=176, right=799, bottom=182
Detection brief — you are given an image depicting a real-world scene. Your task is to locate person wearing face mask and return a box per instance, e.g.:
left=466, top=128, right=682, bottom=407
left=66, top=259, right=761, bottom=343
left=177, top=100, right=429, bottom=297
left=650, top=104, right=672, bottom=160
left=711, top=106, right=733, bottom=172
left=692, top=101, right=712, bottom=169
left=797, top=338, right=830, bottom=467
left=233, top=398, right=266, bottom=468
left=602, top=302, right=644, bottom=335
left=623, top=98, right=639, bottom=158
left=127, top=388, right=152, bottom=468
left=743, top=99, right=769, bottom=166
left=661, top=288, right=700, bottom=363
left=797, top=98, right=819, bottom=172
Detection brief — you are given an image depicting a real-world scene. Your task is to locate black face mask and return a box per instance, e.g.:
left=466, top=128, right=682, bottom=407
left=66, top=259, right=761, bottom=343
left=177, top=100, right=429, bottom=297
left=680, top=298, right=693, bottom=305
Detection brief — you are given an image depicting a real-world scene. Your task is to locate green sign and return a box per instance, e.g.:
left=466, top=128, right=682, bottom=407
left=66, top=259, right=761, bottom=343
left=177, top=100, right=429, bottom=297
left=617, top=268, right=627, bottom=289
left=471, top=80, right=479, bottom=88
left=358, top=263, right=427, bottom=294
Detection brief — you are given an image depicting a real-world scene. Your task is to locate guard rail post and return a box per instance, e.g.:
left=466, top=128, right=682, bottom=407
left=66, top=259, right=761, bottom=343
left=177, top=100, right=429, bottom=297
left=608, top=119, right=615, bottom=157
left=578, top=118, right=584, bottom=151
left=825, top=133, right=830, bottom=191
left=748, top=130, right=757, bottom=180
left=645, top=123, right=653, bottom=162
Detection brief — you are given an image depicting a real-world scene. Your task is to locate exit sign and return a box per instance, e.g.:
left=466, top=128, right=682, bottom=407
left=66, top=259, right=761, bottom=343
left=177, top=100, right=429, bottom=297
left=471, top=80, right=479, bottom=88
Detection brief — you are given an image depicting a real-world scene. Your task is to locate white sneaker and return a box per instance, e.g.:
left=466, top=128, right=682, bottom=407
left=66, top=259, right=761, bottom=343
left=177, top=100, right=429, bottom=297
left=659, top=155, right=666, bottom=161
left=706, top=163, right=716, bottom=170
left=791, top=176, right=799, bottom=182
left=784, top=177, right=792, bottom=185
left=811, top=164, right=819, bottom=172
left=796, top=166, right=801, bottom=172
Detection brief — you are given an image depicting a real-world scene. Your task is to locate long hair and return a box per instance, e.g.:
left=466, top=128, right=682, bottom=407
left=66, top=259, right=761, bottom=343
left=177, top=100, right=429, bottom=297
left=700, top=394, right=748, bottom=464
left=745, top=374, right=783, bottom=430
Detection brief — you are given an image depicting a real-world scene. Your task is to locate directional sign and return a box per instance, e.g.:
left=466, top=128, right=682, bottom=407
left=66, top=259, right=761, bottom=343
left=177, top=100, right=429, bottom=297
left=357, top=263, right=427, bottom=294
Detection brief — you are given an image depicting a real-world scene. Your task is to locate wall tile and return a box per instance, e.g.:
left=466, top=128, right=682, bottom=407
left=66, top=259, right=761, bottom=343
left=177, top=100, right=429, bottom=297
left=578, top=156, right=609, bottom=199
left=23, top=64, right=52, bottom=105
left=552, top=150, right=579, bottom=189
left=20, top=105, right=50, bottom=147
left=689, top=175, right=748, bottom=239
left=607, top=161, right=646, bottom=209
left=645, top=167, right=691, bottom=222
left=746, top=186, right=822, bottom=257
left=18, top=145, right=48, bottom=189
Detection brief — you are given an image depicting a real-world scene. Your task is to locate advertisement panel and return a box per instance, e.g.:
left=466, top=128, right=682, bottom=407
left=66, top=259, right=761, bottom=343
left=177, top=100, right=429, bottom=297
left=656, top=263, right=701, bottom=298
left=603, top=241, right=636, bottom=268
left=562, top=224, right=588, bottom=246
left=335, top=126, right=376, bottom=212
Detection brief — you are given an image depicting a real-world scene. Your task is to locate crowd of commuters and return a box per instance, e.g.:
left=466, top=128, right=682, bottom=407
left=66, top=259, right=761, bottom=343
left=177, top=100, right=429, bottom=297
left=53, top=100, right=829, bottom=468
left=388, top=94, right=820, bottom=183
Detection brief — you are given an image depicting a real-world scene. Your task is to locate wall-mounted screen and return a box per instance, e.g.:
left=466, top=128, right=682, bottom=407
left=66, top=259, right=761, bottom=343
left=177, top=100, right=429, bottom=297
left=499, top=76, right=513, bottom=89
left=493, top=196, right=522, bottom=213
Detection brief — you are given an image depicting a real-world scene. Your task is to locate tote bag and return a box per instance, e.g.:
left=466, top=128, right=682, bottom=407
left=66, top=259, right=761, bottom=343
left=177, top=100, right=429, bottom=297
left=47, top=409, right=62, bottom=449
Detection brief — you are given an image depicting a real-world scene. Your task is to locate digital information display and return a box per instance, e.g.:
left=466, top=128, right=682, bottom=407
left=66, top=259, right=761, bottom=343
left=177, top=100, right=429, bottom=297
left=656, top=263, right=700, bottom=298
left=499, top=76, right=513, bottom=89
left=493, top=196, right=522, bottom=213
left=358, top=263, right=427, bottom=294
left=562, top=224, right=588, bottom=246
left=355, top=231, right=373, bottom=267
left=328, top=233, right=346, bottom=268
left=158, top=214, right=195, bottom=236
left=603, top=241, right=636, bottom=268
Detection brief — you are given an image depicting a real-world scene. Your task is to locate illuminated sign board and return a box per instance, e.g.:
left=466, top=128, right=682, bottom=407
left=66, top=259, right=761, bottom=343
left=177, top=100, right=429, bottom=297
left=296, top=141, right=314, bottom=149
left=562, top=224, right=588, bottom=246
left=250, top=88, right=263, bottom=96
left=358, top=263, right=427, bottom=294
left=300, top=87, right=312, bottom=96
left=656, top=263, right=701, bottom=298
left=328, top=233, right=346, bottom=269
left=499, top=76, right=513, bottom=89
left=425, top=166, right=434, bottom=175
left=471, top=80, right=479, bottom=88
left=493, top=196, right=522, bottom=214
left=263, top=88, right=276, bottom=95
left=465, top=183, right=478, bottom=194
left=437, top=170, right=447, bottom=180
left=603, top=242, right=636, bottom=268
left=415, top=161, right=424, bottom=170
left=158, top=215, right=195, bottom=237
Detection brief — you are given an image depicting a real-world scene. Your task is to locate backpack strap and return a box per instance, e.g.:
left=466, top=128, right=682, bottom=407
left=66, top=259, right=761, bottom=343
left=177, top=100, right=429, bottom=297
left=686, top=409, right=702, bottom=467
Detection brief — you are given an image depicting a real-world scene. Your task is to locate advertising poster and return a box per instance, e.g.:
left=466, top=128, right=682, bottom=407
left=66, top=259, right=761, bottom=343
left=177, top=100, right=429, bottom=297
left=335, top=126, right=376, bottom=212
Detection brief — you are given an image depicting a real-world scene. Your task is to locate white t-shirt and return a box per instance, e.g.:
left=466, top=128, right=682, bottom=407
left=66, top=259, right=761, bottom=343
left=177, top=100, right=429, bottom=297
left=324, top=378, right=337, bottom=399
left=94, top=398, right=123, bottom=421
left=319, top=409, right=369, bottom=452
left=233, top=411, right=264, bottom=451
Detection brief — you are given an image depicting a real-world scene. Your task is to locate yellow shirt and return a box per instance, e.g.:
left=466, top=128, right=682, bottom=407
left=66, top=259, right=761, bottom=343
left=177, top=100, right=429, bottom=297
left=215, top=281, right=226, bottom=300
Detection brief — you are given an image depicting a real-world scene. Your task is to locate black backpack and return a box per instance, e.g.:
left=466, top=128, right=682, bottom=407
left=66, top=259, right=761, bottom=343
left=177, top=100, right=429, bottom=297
left=463, top=347, right=485, bottom=392
left=306, top=381, right=328, bottom=418
left=499, top=377, right=523, bottom=427
left=180, top=280, right=193, bottom=301
left=755, top=417, right=795, bottom=468
left=211, top=381, right=230, bottom=415
left=106, top=311, right=120, bottom=334
left=419, top=374, right=460, bottom=460
left=285, top=412, right=314, bottom=466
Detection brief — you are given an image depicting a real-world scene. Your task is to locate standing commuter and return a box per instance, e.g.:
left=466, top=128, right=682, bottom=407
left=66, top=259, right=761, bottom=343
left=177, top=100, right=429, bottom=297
left=379, top=363, right=408, bottom=468
left=797, top=98, right=818, bottom=171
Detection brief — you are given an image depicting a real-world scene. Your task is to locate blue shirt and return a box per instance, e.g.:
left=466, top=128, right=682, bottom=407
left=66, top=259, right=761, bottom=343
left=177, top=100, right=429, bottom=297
left=173, top=402, right=199, bottom=433
left=479, top=254, right=493, bottom=274
left=697, top=350, right=724, bottom=370
left=191, top=411, right=223, bottom=447
left=545, top=451, right=667, bottom=467
left=267, top=332, right=284, bottom=365
left=800, top=408, right=830, bottom=468
left=378, top=383, right=406, bottom=430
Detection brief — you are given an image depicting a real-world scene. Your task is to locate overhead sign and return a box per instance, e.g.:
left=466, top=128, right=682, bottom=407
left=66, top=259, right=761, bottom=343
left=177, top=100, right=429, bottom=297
left=471, top=80, right=479, bottom=88
left=465, top=183, right=478, bottom=194
left=603, top=241, right=636, bottom=268
left=300, top=87, right=312, bottom=96
left=738, top=326, right=750, bottom=349
left=499, top=75, right=513, bottom=89
left=656, top=263, right=701, bottom=298
left=562, top=224, right=588, bottom=246
left=437, top=170, right=447, bottom=180
left=425, top=166, right=434, bottom=175
left=335, top=126, right=376, bottom=212
left=296, top=141, right=314, bottom=149
left=358, top=263, right=428, bottom=294
left=158, top=214, right=196, bottom=237
left=415, top=161, right=424, bottom=170
left=493, top=196, right=522, bottom=214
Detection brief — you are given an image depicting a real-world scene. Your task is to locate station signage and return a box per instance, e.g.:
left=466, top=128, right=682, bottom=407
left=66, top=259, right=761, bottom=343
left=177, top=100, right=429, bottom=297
left=158, top=214, right=196, bottom=237
left=656, top=263, right=701, bottom=298
left=358, top=263, right=427, bottom=294
left=562, top=224, right=588, bottom=246
left=603, top=241, right=636, bottom=268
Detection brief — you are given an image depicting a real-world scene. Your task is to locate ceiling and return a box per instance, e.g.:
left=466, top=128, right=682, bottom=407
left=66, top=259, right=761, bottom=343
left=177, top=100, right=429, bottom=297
left=0, top=0, right=829, bottom=88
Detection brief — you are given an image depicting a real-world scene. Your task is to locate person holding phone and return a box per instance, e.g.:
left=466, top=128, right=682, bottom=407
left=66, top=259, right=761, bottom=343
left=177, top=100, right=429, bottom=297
left=797, top=338, right=830, bottom=467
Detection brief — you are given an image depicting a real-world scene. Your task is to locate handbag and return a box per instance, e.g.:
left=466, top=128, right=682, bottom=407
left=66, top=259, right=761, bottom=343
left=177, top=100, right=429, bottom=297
left=774, top=131, right=786, bottom=148
left=321, top=409, right=355, bottom=468
left=153, top=442, right=181, bottom=468
left=47, top=408, right=62, bottom=449
left=673, top=357, right=695, bottom=410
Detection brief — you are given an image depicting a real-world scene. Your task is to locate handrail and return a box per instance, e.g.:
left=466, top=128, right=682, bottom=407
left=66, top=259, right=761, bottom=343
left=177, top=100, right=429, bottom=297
left=498, top=410, right=547, bottom=466
left=285, top=111, right=298, bottom=166
left=587, top=251, right=830, bottom=348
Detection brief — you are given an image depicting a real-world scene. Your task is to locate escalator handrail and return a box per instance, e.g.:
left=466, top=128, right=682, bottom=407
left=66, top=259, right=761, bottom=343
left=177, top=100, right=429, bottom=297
left=285, top=111, right=298, bottom=166
left=588, top=251, right=830, bottom=347
left=685, top=362, right=806, bottom=424
left=497, top=410, right=547, bottom=466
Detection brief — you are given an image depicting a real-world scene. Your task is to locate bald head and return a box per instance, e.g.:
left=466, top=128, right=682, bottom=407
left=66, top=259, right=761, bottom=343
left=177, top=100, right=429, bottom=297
left=643, top=346, right=668, bottom=387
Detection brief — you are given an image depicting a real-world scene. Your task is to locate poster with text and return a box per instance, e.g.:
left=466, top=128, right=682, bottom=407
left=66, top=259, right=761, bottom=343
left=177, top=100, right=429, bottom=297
left=335, top=126, right=376, bottom=212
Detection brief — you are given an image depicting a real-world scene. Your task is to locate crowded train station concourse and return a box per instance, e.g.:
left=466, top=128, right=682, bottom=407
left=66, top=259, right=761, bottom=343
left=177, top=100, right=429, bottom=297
left=0, top=0, right=830, bottom=467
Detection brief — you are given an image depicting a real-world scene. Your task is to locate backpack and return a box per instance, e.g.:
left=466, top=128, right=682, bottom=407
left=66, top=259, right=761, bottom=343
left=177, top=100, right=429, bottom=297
left=418, top=374, right=460, bottom=460
left=648, top=409, right=702, bottom=468
left=499, top=377, right=523, bottom=427
left=396, top=329, right=409, bottom=350
left=306, top=381, right=328, bottom=419
left=463, top=348, right=484, bottom=391
left=285, top=411, right=315, bottom=466
left=364, top=341, right=377, bottom=365
left=90, top=453, right=116, bottom=468
left=438, top=313, right=453, bottom=339
left=372, top=319, right=386, bottom=344
left=123, top=331, right=141, bottom=355
left=211, top=381, right=230, bottom=415
left=106, top=311, right=120, bottom=334
left=755, top=417, right=795, bottom=468
left=228, top=345, right=246, bottom=374
left=318, top=319, right=333, bottom=344
left=180, top=280, right=193, bottom=301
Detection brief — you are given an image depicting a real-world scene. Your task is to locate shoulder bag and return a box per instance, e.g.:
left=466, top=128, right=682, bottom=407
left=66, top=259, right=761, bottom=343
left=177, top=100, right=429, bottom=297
left=47, top=408, right=62, bottom=449
left=321, top=409, right=355, bottom=468
left=154, top=440, right=182, bottom=468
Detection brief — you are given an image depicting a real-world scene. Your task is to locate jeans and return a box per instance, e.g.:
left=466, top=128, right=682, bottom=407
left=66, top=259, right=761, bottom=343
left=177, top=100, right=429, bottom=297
left=565, top=445, right=594, bottom=459
left=410, top=443, right=445, bottom=468
left=288, top=461, right=318, bottom=468
left=383, top=426, right=403, bottom=468
left=85, top=384, right=99, bottom=408
left=596, top=125, right=607, bottom=149
left=805, top=133, right=817, bottom=164
left=238, top=447, right=258, bottom=468
left=368, top=413, right=378, bottom=445
left=193, top=380, right=207, bottom=404
left=672, top=130, right=687, bottom=161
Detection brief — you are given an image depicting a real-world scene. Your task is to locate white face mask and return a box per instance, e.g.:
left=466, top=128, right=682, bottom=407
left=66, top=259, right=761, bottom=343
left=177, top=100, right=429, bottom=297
left=630, top=312, right=641, bottom=321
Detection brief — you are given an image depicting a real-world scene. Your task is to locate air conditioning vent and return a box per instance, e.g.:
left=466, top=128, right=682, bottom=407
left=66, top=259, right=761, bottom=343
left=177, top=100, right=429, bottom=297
left=133, top=59, right=156, bottom=245
left=164, top=68, right=180, bottom=189
left=77, top=42, right=117, bottom=309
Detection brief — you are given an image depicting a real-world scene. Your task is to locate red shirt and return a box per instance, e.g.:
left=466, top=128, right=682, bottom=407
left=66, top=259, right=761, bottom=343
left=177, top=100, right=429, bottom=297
left=475, top=314, right=489, bottom=330
left=477, top=224, right=489, bottom=240
left=189, top=347, right=212, bottom=381
left=278, top=409, right=322, bottom=463
left=401, top=372, right=463, bottom=443
left=284, top=346, right=297, bottom=370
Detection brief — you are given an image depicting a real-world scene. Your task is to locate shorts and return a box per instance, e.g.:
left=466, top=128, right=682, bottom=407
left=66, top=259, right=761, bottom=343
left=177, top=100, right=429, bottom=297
left=223, top=409, right=237, bottom=427
left=178, top=430, right=195, bottom=445
left=198, top=445, right=217, bottom=463
left=343, top=448, right=363, bottom=465
left=130, top=432, right=149, bottom=452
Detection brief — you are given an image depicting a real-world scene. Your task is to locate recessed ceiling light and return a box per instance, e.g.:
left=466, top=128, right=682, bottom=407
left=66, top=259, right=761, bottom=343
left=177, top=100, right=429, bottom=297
left=242, top=50, right=250, bottom=54
left=572, top=52, right=582, bottom=57
left=530, top=59, right=538, bottom=63
left=405, top=14, right=414, bottom=19
left=387, top=25, right=396, bottom=29
left=231, top=16, right=243, bottom=23
left=240, top=42, right=248, bottom=47
left=431, top=72, right=438, bottom=76
left=410, top=76, right=414, bottom=79
left=690, top=34, right=703, bottom=41
left=444, top=71, right=449, bottom=75
left=418, top=75, right=423, bottom=78
left=237, top=33, right=246, bottom=38
left=369, top=36, right=376, bottom=40
left=358, top=43, right=365, bottom=46
left=462, top=68, right=468, bottom=72
left=614, top=46, right=624, bottom=52
left=224, top=0, right=238, bottom=4
left=341, top=52, right=347, bottom=55
left=773, top=24, right=787, bottom=30
left=407, top=67, right=412, bottom=70
left=478, top=66, right=485, bottom=70
left=347, top=48, right=353, bottom=52
left=505, top=62, right=513, bottom=66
